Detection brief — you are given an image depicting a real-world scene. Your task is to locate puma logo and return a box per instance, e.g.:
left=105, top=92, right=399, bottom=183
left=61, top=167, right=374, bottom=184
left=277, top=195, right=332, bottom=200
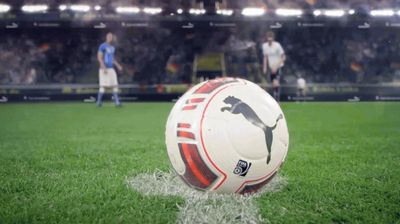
left=221, top=96, right=283, bottom=164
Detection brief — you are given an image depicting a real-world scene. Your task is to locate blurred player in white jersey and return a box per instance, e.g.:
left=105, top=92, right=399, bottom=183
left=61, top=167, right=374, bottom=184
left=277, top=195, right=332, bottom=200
left=97, top=32, right=123, bottom=107
left=262, top=31, right=286, bottom=102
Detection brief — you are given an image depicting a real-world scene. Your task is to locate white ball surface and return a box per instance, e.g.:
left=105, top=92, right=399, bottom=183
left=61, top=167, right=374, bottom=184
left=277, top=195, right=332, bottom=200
left=165, top=78, right=289, bottom=194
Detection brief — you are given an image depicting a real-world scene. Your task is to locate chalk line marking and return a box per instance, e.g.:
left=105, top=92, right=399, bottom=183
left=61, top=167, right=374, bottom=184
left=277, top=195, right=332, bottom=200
left=127, top=170, right=287, bottom=224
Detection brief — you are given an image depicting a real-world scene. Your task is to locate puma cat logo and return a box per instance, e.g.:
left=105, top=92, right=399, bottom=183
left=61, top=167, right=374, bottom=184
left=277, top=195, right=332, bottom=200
left=221, top=96, right=283, bottom=164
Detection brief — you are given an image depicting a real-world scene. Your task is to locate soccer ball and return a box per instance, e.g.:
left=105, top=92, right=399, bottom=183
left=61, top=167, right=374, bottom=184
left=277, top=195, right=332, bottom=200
left=165, top=78, right=289, bottom=194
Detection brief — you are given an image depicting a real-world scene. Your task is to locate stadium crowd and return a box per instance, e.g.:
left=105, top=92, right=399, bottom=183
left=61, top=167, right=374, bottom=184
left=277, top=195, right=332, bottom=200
left=1, top=25, right=400, bottom=85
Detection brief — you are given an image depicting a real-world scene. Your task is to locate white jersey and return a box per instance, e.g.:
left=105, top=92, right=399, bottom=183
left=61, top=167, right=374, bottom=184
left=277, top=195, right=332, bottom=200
left=262, top=41, right=285, bottom=69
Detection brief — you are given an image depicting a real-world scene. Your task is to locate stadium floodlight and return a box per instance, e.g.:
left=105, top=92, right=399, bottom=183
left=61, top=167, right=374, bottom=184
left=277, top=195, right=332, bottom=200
left=94, top=5, right=101, bottom=11
left=242, top=7, right=265, bottom=17
left=324, top=9, right=345, bottom=17
left=370, top=9, right=395, bottom=17
left=189, top=8, right=206, bottom=15
left=70, top=5, right=91, bottom=12
left=22, top=4, right=48, bottom=13
left=217, top=9, right=233, bottom=16
left=59, top=4, right=67, bottom=11
left=275, top=8, right=302, bottom=17
left=116, top=6, right=140, bottom=14
left=313, top=9, right=322, bottom=16
left=242, top=7, right=265, bottom=16
left=348, top=9, right=355, bottom=15
left=143, top=7, right=162, bottom=15
left=0, top=4, right=10, bottom=13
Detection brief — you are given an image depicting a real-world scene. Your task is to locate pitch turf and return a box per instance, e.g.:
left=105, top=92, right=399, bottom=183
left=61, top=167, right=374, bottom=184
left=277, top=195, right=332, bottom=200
left=0, top=102, right=399, bottom=223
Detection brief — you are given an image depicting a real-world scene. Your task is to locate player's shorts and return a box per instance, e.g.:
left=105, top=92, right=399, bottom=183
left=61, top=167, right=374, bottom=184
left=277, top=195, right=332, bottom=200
left=99, top=68, right=118, bottom=87
left=269, top=69, right=281, bottom=82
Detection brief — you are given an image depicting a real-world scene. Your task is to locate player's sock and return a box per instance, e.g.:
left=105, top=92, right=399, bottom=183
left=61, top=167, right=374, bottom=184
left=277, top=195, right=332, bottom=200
left=97, top=87, right=105, bottom=107
left=277, top=87, right=281, bottom=102
left=112, top=88, right=121, bottom=106
left=273, top=87, right=280, bottom=102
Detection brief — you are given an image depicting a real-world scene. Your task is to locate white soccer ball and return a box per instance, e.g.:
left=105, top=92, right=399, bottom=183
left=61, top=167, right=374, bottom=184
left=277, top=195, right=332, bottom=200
left=165, top=78, right=289, bottom=194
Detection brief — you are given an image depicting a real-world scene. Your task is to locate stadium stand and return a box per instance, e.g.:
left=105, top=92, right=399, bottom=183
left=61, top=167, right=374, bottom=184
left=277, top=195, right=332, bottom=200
left=1, top=26, right=400, bottom=85
left=1, top=0, right=400, bottom=102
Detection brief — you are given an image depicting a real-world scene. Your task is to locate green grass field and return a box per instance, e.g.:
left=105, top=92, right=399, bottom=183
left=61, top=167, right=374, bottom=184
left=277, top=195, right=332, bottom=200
left=0, top=102, right=399, bottom=223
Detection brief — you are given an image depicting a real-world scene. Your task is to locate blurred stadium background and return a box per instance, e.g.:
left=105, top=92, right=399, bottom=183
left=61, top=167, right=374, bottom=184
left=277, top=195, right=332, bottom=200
left=1, top=0, right=400, bottom=102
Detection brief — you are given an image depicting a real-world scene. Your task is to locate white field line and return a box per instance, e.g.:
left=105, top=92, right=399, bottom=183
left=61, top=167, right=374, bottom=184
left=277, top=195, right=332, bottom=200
left=127, top=170, right=287, bottom=224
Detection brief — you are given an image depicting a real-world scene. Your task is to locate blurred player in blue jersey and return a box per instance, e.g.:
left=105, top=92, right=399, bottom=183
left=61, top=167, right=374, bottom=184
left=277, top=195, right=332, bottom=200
left=96, top=32, right=123, bottom=107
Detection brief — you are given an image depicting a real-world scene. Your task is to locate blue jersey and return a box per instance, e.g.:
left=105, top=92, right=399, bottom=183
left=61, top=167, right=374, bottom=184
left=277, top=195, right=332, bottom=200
left=98, top=42, right=115, bottom=68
